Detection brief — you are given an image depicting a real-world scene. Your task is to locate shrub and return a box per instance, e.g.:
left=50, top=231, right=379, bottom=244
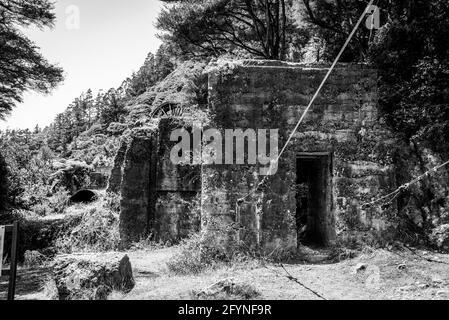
left=166, top=233, right=256, bottom=275
left=0, top=209, right=81, bottom=262
left=430, top=224, right=449, bottom=251
left=28, top=186, right=70, bottom=216
left=166, top=233, right=213, bottom=275
left=103, top=193, right=121, bottom=213
left=24, top=250, right=48, bottom=268
left=129, top=236, right=168, bottom=251
left=107, top=123, right=128, bottom=136
left=55, top=199, right=120, bottom=253
left=48, top=187, right=70, bottom=213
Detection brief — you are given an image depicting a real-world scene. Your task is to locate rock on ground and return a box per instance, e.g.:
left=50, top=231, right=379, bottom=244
left=193, top=278, right=260, bottom=300
left=47, top=254, right=134, bottom=300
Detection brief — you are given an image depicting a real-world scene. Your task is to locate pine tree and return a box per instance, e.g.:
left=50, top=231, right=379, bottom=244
left=0, top=0, right=64, bottom=118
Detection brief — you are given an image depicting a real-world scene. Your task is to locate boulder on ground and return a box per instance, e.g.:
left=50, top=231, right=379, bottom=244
left=49, top=254, right=134, bottom=300
left=193, top=278, right=260, bottom=300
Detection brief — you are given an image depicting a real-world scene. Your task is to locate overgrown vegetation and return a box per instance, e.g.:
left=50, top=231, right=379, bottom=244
left=1, top=0, right=449, bottom=267
left=54, top=196, right=121, bottom=253
left=166, top=233, right=260, bottom=275
left=0, top=129, right=71, bottom=214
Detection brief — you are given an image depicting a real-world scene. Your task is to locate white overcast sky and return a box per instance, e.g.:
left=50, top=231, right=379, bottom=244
left=0, top=0, right=163, bottom=130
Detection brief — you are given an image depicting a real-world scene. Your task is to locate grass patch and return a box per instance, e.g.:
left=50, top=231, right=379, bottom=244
left=166, top=233, right=260, bottom=275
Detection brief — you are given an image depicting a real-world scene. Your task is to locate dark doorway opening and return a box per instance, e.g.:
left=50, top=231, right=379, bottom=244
left=70, top=189, right=98, bottom=204
left=296, top=153, right=333, bottom=247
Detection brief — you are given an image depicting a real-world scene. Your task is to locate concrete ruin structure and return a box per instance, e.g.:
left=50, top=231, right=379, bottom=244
left=109, top=60, right=398, bottom=252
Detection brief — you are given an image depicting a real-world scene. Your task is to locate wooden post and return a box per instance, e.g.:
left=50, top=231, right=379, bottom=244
left=7, top=222, right=18, bottom=301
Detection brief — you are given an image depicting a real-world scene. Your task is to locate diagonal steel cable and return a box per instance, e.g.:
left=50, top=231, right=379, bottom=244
left=238, top=0, right=376, bottom=203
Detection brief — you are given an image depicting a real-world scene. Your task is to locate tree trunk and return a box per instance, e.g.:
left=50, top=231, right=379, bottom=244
left=280, top=0, right=287, bottom=60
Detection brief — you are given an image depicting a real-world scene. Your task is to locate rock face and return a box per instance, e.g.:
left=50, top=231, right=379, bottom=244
left=393, top=142, right=449, bottom=243
left=50, top=254, right=134, bottom=300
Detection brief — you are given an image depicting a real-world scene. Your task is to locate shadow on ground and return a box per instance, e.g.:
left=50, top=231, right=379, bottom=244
left=0, top=267, right=51, bottom=300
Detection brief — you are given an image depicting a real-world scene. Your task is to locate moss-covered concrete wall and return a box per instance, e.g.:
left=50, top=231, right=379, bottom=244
left=202, top=60, right=397, bottom=252
left=154, top=119, right=201, bottom=242
left=111, top=120, right=201, bottom=247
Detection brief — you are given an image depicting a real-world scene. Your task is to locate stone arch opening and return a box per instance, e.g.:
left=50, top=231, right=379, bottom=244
left=70, top=189, right=98, bottom=204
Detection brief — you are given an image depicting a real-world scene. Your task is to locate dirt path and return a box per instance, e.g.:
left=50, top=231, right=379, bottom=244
left=116, top=247, right=449, bottom=300
left=2, top=247, right=449, bottom=300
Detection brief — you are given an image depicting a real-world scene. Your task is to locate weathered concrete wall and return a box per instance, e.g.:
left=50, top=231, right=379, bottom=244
left=118, top=128, right=157, bottom=245
left=110, top=121, right=201, bottom=246
left=202, top=60, right=397, bottom=252
left=155, top=192, right=200, bottom=242
left=107, top=138, right=128, bottom=194
left=153, top=119, right=201, bottom=242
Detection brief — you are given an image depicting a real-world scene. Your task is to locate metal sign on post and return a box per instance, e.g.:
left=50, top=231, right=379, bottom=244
left=0, top=222, right=19, bottom=301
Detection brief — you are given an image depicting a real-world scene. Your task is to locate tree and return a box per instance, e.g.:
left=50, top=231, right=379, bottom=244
left=154, top=44, right=176, bottom=81
left=127, top=48, right=176, bottom=97
left=156, top=0, right=309, bottom=60
left=0, top=0, right=64, bottom=119
left=297, top=0, right=449, bottom=154
left=0, top=150, right=8, bottom=213
left=94, top=90, right=105, bottom=123
left=128, top=53, right=158, bottom=96
left=369, top=0, right=449, bottom=153
left=47, top=112, right=72, bottom=153
left=83, top=89, right=95, bottom=127
left=0, top=129, right=60, bottom=210
left=299, top=0, right=383, bottom=62
left=100, top=88, right=127, bottom=127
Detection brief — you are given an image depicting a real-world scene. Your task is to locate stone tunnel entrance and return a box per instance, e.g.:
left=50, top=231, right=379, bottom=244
left=296, top=153, right=334, bottom=247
